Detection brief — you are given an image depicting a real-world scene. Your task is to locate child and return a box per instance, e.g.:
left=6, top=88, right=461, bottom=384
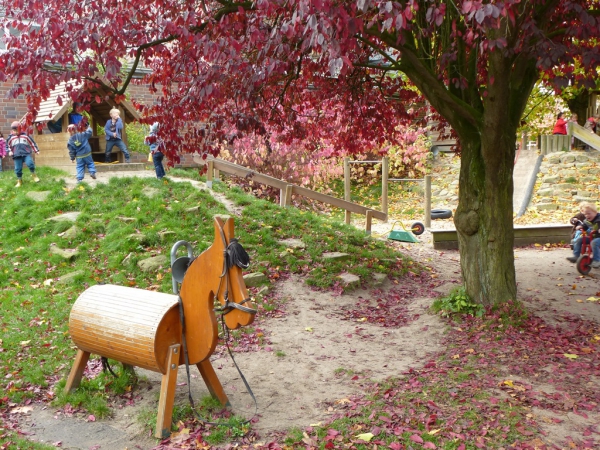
left=567, top=202, right=600, bottom=268
left=67, top=124, right=97, bottom=182
left=7, top=121, right=40, bottom=187
left=104, top=108, right=131, bottom=163
left=144, top=122, right=165, bottom=179
left=0, top=131, right=6, bottom=172
left=569, top=210, right=586, bottom=249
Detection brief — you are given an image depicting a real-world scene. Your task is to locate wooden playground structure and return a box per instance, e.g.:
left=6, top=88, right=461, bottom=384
left=28, top=82, right=141, bottom=173
left=65, top=216, right=256, bottom=438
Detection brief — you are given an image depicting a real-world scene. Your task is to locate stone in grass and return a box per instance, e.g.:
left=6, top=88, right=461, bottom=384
left=26, top=191, right=51, bottom=202
left=48, top=211, right=81, bottom=223
left=58, top=225, right=79, bottom=240
left=50, top=244, right=79, bottom=260
left=158, top=230, right=177, bottom=241
left=256, top=286, right=270, bottom=297
left=338, top=272, right=360, bottom=289
left=144, top=187, right=160, bottom=199
left=56, top=270, right=85, bottom=285
left=138, top=254, right=168, bottom=273
left=244, top=272, right=268, bottom=287
left=322, top=252, right=350, bottom=262
left=277, top=238, right=306, bottom=249
left=117, top=216, right=137, bottom=223
left=127, top=233, right=149, bottom=244
left=373, top=273, right=387, bottom=286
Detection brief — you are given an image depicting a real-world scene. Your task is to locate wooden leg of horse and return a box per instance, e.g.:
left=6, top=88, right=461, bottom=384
left=64, top=349, right=90, bottom=392
left=196, top=359, right=230, bottom=407
left=155, top=344, right=180, bottom=439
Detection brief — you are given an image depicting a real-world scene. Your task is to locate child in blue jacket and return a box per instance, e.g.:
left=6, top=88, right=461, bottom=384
left=67, top=124, right=97, bottom=182
left=145, top=122, right=166, bottom=179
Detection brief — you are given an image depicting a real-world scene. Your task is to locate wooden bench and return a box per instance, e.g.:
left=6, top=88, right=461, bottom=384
left=431, top=225, right=572, bottom=250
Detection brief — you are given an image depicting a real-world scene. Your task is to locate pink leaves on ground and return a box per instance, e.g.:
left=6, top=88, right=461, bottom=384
left=339, top=272, right=442, bottom=328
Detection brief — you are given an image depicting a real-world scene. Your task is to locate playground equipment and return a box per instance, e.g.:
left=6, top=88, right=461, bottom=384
left=387, top=221, right=425, bottom=243
left=64, top=216, right=256, bottom=438
left=576, top=229, right=596, bottom=276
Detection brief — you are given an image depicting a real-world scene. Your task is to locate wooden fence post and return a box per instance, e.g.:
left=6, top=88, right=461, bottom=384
left=344, top=157, right=351, bottom=224
left=425, top=175, right=432, bottom=229
left=280, top=184, right=293, bottom=207
left=382, top=157, right=389, bottom=222
left=206, top=161, right=214, bottom=189
left=365, top=210, right=373, bottom=235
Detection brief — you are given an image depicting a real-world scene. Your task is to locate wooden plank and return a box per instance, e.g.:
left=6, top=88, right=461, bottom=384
left=431, top=225, right=571, bottom=250
left=64, top=349, right=90, bottom=392
left=155, top=344, right=180, bottom=439
left=210, top=158, right=387, bottom=221
left=292, top=185, right=387, bottom=221
left=197, top=359, right=230, bottom=407
left=212, top=159, right=288, bottom=189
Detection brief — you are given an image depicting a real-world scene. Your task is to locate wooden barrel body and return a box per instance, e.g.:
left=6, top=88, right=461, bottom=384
left=69, top=284, right=181, bottom=374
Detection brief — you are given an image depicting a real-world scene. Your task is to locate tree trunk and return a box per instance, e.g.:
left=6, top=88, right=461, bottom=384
left=454, top=127, right=517, bottom=306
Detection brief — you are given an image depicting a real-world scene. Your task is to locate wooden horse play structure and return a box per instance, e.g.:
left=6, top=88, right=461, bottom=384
left=64, top=216, right=256, bottom=438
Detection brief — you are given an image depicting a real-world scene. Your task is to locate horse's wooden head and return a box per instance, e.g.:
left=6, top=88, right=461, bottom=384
left=178, top=216, right=256, bottom=364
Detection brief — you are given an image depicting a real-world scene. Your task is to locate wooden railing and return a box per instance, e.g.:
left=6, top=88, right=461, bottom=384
left=539, top=123, right=600, bottom=155
left=200, top=157, right=387, bottom=233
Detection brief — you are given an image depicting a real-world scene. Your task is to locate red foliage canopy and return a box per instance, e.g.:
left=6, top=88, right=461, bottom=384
left=0, top=0, right=597, bottom=167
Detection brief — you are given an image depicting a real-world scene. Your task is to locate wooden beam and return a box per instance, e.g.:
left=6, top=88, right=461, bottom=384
left=209, top=158, right=387, bottom=221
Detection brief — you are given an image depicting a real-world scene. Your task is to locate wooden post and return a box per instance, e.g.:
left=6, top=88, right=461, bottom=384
left=344, top=157, right=351, bottom=224
left=197, top=359, right=230, bottom=407
left=424, top=175, right=432, bottom=229
left=382, top=157, right=389, bottom=222
left=155, top=344, right=181, bottom=439
left=365, top=210, right=373, bottom=235
left=280, top=184, right=293, bottom=207
left=64, top=349, right=90, bottom=392
left=207, top=160, right=214, bottom=189
left=62, top=111, right=69, bottom=132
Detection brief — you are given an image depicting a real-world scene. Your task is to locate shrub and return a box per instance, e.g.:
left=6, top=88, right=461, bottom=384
left=432, top=286, right=485, bottom=318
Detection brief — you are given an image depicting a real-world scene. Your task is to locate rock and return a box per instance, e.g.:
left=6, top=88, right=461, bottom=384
left=559, top=154, right=576, bottom=164
left=118, top=216, right=137, bottom=223
left=127, top=233, right=148, bottom=243
left=322, top=252, right=350, bottom=261
left=244, top=272, right=268, bottom=287
left=256, top=286, right=270, bottom=297
left=137, top=255, right=168, bottom=272
left=26, top=191, right=51, bottom=202
left=145, top=187, right=160, bottom=198
left=542, top=176, right=560, bottom=184
left=574, top=154, right=590, bottom=162
left=338, top=272, right=360, bottom=289
left=50, top=244, right=79, bottom=260
left=373, top=272, right=387, bottom=286
left=536, top=203, right=558, bottom=211
left=158, top=231, right=177, bottom=241
left=48, top=211, right=80, bottom=222
left=56, top=270, right=85, bottom=284
left=58, top=225, right=79, bottom=240
left=277, top=238, right=306, bottom=249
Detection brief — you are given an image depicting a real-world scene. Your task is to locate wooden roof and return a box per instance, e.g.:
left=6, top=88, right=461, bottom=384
left=32, top=81, right=141, bottom=125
